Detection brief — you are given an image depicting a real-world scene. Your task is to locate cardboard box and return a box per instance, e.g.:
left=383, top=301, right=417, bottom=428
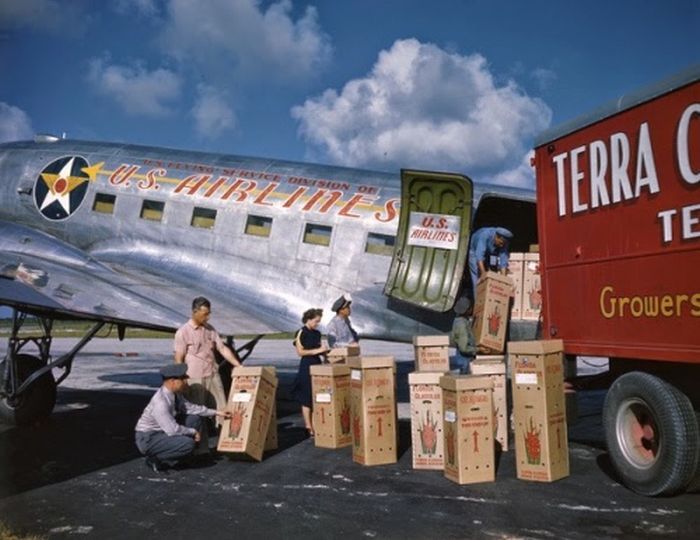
left=348, top=356, right=397, bottom=466
left=473, top=271, right=513, bottom=352
left=507, top=253, right=524, bottom=320
left=408, top=371, right=445, bottom=470
left=413, top=335, right=450, bottom=372
left=470, top=356, right=508, bottom=451
left=440, top=375, right=495, bottom=485
left=522, top=253, right=541, bottom=320
left=311, top=364, right=352, bottom=448
left=327, top=345, right=361, bottom=364
left=218, top=366, right=278, bottom=461
left=508, top=340, right=569, bottom=482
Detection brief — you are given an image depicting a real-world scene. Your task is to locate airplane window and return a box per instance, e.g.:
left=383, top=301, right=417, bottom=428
left=245, top=215, right=272, bottom=237
left=92, top=193, right=116, bottom=214
left=191, top=207, right=217, bottom=229
left=365, top=232, right=395, bottom=256
left=140, top=200, right=165, bottom=221
left=303, top=223, right=332, bottom=247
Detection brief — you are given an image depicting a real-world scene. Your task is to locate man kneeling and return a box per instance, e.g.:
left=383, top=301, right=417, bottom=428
left=135, top=363, right=230, bottom=472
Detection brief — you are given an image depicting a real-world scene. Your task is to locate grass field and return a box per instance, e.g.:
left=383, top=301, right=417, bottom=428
left=0, top=319, right=294, bottom=340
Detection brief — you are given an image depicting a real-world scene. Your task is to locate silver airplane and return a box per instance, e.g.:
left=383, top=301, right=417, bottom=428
left=0, top=136, right=537, bottom=424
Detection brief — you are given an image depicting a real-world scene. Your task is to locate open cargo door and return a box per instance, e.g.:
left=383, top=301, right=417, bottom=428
left=384, top=169, right=473, bottom=312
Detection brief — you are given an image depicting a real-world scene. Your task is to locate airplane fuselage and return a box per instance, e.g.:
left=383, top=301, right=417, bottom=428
left=0, top=138, right=535, bottom=340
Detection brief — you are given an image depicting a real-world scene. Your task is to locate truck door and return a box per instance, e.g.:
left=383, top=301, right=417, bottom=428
left=384, top=169, right=473, bottom=312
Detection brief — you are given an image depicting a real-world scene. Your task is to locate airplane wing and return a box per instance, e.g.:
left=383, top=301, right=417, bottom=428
left=0, top=221, right=280, bottom=335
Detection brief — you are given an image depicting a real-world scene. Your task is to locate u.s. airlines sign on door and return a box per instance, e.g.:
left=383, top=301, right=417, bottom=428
left=407, top=212, right=461, bottom=250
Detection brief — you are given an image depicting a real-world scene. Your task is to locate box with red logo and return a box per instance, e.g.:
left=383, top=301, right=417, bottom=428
left=507, top=253, right=525, bottom=320
left=470, top=355, right=508, bottom=451
left=473, top=271, right=513, bottom=352
left=408, top=371, right=445, bottom=470
left=440, top=375, right=495, bottom=485
left=412, top=335, right=450, bottom=372
left=310, top=364, right=352, bottom=449
left=218, top=366, right=278, bottom=461
left=508, top=340, right=569, bottom=482
left=327, top=345, right=361, bottom=364
left=521, top=253, right=541, bottom=319
left=348, top=356, right=397, bottom=466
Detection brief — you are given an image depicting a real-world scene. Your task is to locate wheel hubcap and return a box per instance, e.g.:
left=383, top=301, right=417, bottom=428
left=616, top=397, right=660, bottom=469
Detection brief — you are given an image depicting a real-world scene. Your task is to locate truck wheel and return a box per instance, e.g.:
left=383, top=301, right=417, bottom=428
left=0, top=354, right=57, bottom=426
left=603, top=372, right=699, bottom=496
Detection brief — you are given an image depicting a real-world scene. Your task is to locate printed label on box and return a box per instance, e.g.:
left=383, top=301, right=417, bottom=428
left=444, top=410, right=456, bottom=423
left=351, top=370, right=362, bottom=380
left=233, top=392, right=252, bottom=402
left=315, top=392, right=332, bottom=403
left=516, top=373, right=538, bottom=385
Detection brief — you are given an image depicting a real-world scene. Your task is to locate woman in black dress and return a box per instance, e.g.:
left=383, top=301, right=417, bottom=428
left=292, top=308, right=328, bottom=436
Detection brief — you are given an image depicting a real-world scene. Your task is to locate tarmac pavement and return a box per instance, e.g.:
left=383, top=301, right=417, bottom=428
left=0, top=338, right=697, bottom=539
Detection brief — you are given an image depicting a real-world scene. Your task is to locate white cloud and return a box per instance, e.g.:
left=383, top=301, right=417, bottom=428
left=0, top=102, right=33, bottom=142
left=0, top=0, right=86, bottom=33
left=87, top=57, right=182, bottom=116
left=292, top=39, right=552, bottom=187
left=192, top=85, right=236, bottom=138
left=531, top=68, right=557, bottom=91
left=490, top=151, right=536, bottom=188
left=158, top=0, right=332, bottom=84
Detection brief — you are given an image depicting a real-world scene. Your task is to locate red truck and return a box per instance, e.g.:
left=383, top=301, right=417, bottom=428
left=533, top=66, right=700, bottom=496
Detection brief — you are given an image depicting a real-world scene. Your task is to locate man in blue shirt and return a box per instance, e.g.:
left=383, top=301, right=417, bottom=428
left=468, top=227, right=513, bottom=295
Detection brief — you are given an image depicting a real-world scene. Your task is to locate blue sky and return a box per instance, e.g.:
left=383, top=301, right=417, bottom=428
left=0, top=0, right=698, bottom=189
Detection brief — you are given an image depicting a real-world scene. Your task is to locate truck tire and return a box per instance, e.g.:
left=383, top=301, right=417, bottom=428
left=603, top=372, right=699, bottom=496
left=0, top=354, right=57, bottom=426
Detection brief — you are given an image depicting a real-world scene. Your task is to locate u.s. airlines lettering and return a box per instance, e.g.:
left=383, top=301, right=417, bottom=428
left=107, top=159, right=400, bottom=223
left=551, top=103, right=700, bottom=244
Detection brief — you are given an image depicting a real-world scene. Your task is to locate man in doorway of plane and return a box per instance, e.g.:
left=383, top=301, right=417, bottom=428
left=327, top=294, right=359, bottom=348
left=468, top=227, right=513, bottom=297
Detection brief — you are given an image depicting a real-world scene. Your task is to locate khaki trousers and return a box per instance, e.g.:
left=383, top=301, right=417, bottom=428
left=186, top=373, right=227, bottom=451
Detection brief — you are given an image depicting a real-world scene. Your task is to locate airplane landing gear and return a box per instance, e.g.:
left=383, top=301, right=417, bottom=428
left=0, top=309, right=104, bottom=426
left=0, top=353, right=56, bottom=425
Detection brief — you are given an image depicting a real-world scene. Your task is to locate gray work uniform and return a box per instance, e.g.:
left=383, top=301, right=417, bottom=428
left=327, top=315, right=359, bottom=348
left=135, top=386, right=216, bottom=466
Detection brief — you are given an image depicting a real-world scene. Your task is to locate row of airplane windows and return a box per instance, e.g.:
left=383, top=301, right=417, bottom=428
left=92, top=192, right=396, bottom=255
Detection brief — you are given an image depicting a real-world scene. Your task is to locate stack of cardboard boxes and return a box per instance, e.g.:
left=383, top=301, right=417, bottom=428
left=507, top=252, right=541, bottom=321
left=408, top=336, right=452, bottom=471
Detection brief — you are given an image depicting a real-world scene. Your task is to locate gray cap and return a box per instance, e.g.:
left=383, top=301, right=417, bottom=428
left=495, top=227, right=513, bottom=240
left=160, top=363, right=189, bottom=379
left=332, top=295, right=352, bottom=313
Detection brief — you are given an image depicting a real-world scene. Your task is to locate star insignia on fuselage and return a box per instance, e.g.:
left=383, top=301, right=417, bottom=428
left=34, top=156, right=102, bottom=221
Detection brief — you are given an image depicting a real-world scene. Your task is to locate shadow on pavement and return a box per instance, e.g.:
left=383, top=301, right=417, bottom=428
left=0, top=387, right=307, bottom=498
left=0, top=388, right=149, bottom=498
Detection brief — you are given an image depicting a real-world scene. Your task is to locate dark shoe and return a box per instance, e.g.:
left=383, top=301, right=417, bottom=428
left=145, top=457, right=168, bottom=473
